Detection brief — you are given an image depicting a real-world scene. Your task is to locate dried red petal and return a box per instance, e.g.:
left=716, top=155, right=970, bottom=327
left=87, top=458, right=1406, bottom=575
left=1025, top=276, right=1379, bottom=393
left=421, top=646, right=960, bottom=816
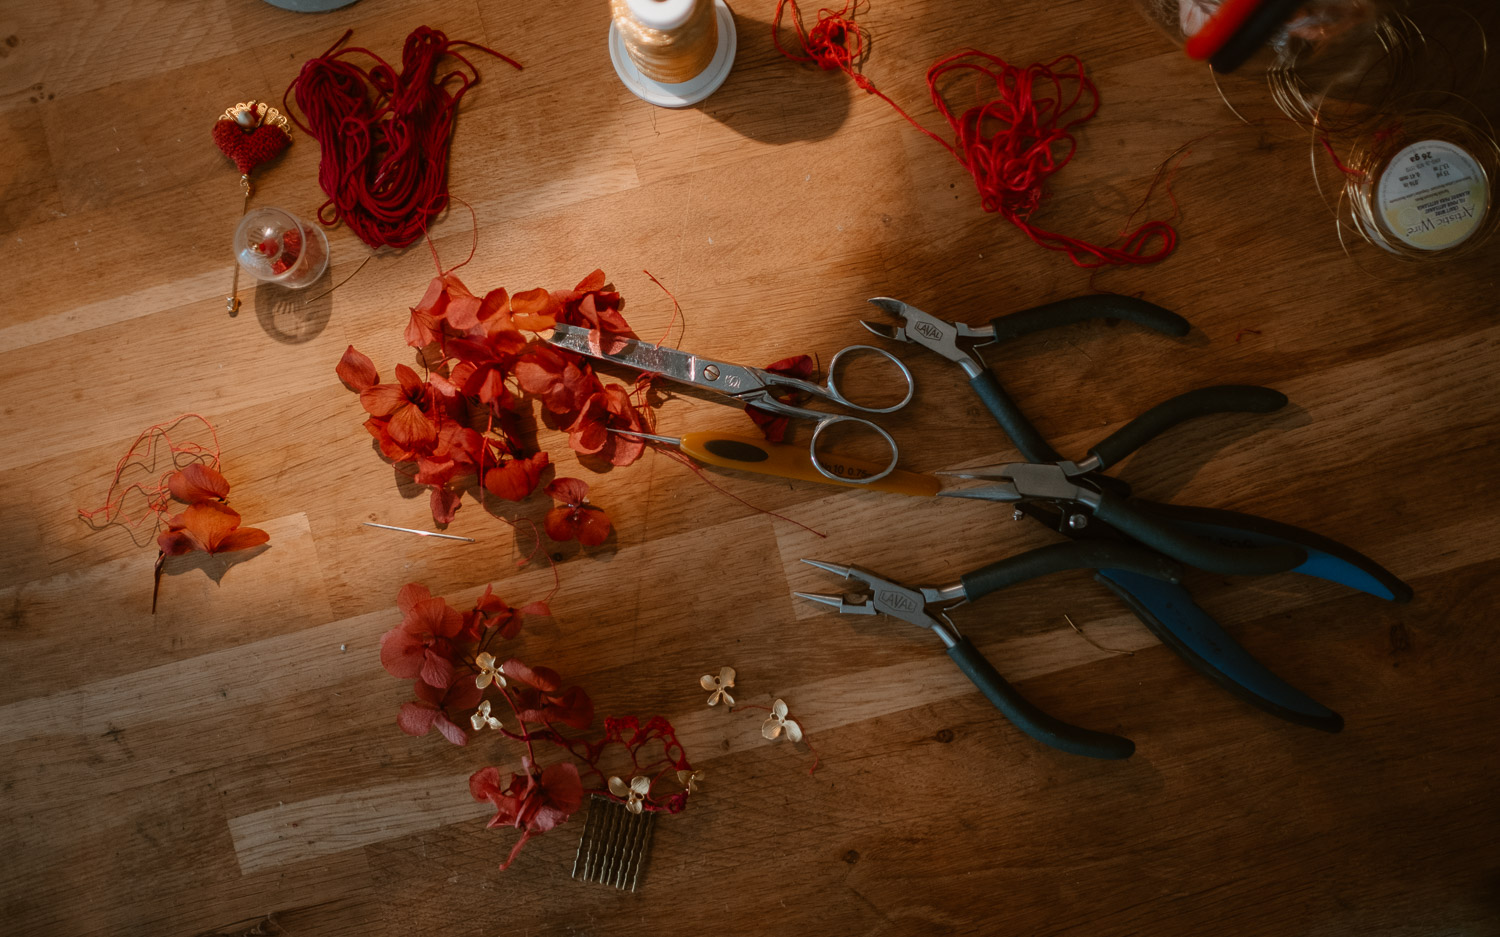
left=160, top=502, right=252, bottom=554
left=397, top=701, right=439, bottom=736
left=483, top=451, right=549, bottom=502
left=380, top=627, right=425, bottom=679
left=446, top=291, right=484, bottom=331
left=403, top=595, right=464, bottom=640
left=501, top=659, right=561, bottom=692
left=766, top=354, right=816, bottom=379
left=336, top=345, right=380, bottom=392
left=565, top=393, right=611, bottom=455
left=415, top=277, right=450, bottom=318
left=470, top=766, right=503, bottom=802
left=420, top=647, right=455, bottom=690
left=433, top=713, right=468, bottom=746
left=542, top=685, right=594, bottom=730
left=156, top=528, right=205, bottom=556
left=573, top=508, right=611, bottom=547
left=168, top=464, right=231, bottom=504
left=529, top=762, right=583, bottom=831
left=360, top=383, right=408, bottom=419
left=510, top=287, right=559, bottom=328
left=546, top=477, right=590, bottom=506
left=215, top=527, right=271, bottom=553
left=387, top=401, right=437, bottom=449
left=430, top=486, right=462, bottom=525
left=396, top=583, right=434, bottom=615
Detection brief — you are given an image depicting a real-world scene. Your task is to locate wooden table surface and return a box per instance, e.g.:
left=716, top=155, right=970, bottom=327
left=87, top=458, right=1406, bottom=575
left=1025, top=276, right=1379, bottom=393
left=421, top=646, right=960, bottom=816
left=3, top=1, right=1498, bottom=935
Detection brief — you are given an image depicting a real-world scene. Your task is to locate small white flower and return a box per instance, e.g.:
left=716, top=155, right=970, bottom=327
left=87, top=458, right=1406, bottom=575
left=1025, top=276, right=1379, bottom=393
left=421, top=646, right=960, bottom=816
left=762, top=698, right=802, bottom=743
left=608, top=775, right=651, bottom=814
left=700, top=666, right=735, bottom=707
left=469, top=699, right=502, bottom=732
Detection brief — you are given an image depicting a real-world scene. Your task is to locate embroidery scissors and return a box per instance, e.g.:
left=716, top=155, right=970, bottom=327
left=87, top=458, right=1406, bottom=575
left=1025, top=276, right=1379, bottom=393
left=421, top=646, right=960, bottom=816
left=547, top=323, right=916, bottom=483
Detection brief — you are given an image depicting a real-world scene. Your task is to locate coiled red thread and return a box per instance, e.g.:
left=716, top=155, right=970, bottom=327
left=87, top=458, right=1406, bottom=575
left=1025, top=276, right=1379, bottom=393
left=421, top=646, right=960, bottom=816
left=283, top=26, right=521, bottom=250
left=773, top=3, right=1177, bottom=268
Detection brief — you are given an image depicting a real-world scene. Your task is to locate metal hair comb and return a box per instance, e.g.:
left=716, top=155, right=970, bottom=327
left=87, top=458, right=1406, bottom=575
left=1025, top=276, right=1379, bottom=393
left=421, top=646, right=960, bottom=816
left=571, top=795, right=656, bottom=890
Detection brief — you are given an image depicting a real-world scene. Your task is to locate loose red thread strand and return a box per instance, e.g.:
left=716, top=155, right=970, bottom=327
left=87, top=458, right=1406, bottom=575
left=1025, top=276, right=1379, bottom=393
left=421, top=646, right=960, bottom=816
left=643, top=269, right=684, bottom=349
left=283, top=27, right=521, bottom=250
left=79, top=415, right=222, bottom=530
left=1320, top=136, right=1367, bottom=178
left=773, top=3, right=1178, bottom=268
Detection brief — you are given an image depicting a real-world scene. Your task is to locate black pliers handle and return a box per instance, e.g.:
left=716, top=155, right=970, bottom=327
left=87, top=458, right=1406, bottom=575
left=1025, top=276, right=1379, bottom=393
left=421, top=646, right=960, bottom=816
left=865, top=295, right=1191, bottom=465
left=795, top=540, right=1183, bottom=760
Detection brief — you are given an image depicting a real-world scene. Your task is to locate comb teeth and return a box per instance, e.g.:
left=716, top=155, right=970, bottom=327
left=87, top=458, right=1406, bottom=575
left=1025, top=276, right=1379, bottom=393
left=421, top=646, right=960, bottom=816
left=571, top=794, right=656, bottom=891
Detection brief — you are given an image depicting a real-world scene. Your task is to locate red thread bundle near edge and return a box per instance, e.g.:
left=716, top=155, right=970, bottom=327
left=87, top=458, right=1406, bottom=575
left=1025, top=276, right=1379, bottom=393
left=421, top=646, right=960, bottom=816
left=283, top=26, right=522, bottom=250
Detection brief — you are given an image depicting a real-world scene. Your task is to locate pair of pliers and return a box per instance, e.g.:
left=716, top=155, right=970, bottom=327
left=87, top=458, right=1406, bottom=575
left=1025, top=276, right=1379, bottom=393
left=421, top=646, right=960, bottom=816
left=841, top=295, right=1410, bottom=743
left=796, top=541, right=1184, bottom=759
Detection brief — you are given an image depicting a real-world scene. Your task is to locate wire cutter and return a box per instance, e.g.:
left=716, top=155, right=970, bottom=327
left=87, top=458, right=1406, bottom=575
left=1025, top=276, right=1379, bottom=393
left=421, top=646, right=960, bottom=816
left=860, top=295, right=1411, bottom=735
left=548, top=323, right=915, bottom=484
left=795, top=541, right=1185, bottom=759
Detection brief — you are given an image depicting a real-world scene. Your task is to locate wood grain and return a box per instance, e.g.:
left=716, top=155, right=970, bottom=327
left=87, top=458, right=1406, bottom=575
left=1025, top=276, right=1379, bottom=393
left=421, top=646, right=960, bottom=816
left=1, top=1, right=1498, bottom=935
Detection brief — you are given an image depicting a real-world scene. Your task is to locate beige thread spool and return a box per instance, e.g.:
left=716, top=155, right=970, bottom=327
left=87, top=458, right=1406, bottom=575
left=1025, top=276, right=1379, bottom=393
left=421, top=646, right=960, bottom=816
left=613, top=0, right=718, bottom=83
left=608, top=0, right=737, bottom=107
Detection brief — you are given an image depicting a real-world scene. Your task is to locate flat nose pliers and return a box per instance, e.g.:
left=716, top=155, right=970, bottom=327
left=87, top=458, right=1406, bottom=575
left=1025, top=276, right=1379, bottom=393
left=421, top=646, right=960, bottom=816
left=796, top=541, right=1185, bottom=759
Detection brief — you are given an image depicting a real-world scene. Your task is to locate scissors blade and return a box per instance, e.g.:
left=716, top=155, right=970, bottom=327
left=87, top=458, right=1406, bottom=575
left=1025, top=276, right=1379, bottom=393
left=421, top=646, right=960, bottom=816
left=546, top=324, right=760, bottom=394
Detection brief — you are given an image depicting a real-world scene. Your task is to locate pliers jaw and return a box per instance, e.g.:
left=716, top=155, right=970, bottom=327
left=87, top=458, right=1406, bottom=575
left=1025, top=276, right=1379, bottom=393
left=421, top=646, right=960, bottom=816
left=938, top=462, right=1104, bottom=508
left=862, top=298, right=993, bottom=377
left=796, top=559, right=961, bottom=644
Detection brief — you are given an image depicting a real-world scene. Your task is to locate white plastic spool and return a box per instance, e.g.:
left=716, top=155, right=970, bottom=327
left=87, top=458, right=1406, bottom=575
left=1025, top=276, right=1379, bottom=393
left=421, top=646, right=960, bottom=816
left=609, top=0, right=737, bottom=108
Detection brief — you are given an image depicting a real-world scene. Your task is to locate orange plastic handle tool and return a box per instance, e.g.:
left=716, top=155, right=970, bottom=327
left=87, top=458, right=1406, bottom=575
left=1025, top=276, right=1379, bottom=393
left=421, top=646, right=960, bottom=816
left=676, top=432, right=941, bottom=497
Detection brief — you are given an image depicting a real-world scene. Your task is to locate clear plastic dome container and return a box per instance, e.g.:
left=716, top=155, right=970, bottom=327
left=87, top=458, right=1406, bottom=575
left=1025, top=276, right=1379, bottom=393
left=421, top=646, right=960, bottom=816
left=233, top=206, right=329, bottom=289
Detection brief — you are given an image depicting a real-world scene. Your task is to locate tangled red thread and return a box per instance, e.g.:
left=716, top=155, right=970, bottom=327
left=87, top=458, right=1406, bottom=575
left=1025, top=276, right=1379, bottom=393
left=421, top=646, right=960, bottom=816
left=283, top=26, right=521, bottom=250
left=773, top=3, right=1177, bottom=268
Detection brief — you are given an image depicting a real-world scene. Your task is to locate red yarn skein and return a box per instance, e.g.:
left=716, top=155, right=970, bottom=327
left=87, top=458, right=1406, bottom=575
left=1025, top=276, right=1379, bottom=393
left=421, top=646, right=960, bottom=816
left=283, top=26, right=521, bottom=251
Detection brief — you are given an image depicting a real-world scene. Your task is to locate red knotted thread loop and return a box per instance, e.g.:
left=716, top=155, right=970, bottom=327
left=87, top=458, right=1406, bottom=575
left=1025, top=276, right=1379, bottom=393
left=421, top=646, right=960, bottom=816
left=283, top=26, right=521, bottom=250
left=773, top=5, right=1177, bottom=268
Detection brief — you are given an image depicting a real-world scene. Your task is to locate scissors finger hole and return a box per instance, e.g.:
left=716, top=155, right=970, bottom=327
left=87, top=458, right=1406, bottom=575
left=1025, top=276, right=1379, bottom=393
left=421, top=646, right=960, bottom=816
left=826, top=344, right=915, bottom=414
left=809, top=417, right=899, bottom=484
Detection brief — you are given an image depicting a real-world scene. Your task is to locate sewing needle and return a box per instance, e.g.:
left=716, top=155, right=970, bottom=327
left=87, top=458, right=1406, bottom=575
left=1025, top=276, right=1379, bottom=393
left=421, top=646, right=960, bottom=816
left=362, top=522, right=474, bottom=543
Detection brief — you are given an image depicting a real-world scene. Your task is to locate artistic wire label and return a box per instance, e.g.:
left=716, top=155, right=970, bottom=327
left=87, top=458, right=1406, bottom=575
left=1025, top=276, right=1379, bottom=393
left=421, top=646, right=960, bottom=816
left=1377, top=139, right=1489, bottom=251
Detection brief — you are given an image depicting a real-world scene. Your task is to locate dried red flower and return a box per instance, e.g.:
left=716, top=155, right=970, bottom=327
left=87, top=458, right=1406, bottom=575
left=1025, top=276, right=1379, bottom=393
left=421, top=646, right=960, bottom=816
left=514, top=345, right=602, bottom=416
left=567, top=384, right=647, bottom=466
left=157, top=502, right=270, bottom=557
left=398, top=677, right=483, bottom=746
left=380, top=584, right=466, bottom=690
left=336, top=345, right=380, bottom=392
left=469, top=758, right=584, bottom=869
left=502, top=659, right=595, bottom=730
left=361, top=364, right=439, bottom=449
left=482, top=451, right=550, bottom=502
left=461, top=584, right=547, bottom=642
left=552, top=269, right=634, bottom=338
left=544, top=477, right=612, bottom=546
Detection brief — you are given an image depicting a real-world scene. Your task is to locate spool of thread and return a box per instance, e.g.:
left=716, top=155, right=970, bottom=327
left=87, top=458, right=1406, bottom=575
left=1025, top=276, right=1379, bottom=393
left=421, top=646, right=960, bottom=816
left=1320, top=110, right=1498, bottom=261
left=609, top=0, right=737, bottom=107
